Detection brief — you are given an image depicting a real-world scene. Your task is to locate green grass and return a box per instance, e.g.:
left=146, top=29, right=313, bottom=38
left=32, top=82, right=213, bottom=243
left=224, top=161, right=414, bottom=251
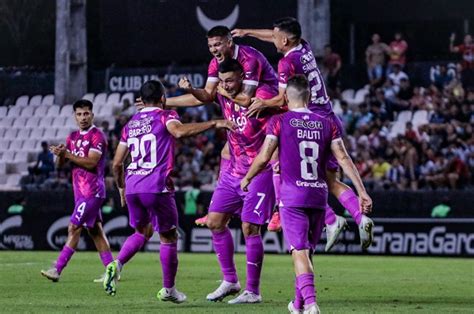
left=0, top=252, right=473, bottom=313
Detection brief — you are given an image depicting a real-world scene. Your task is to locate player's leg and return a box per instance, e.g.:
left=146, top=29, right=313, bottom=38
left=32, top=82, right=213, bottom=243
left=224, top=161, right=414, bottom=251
left=268, top=154, right=282, bottom=232
left=228, top=169, right=274, bottom=304
left=195, top=142, right=231, bottom=226
left=150, top=193, right=186, bottom=303
left=327, top=170, right=374, bottom=249
left=85, top=198, right=114, bottom=268
left=206, top=172, right=242, bottom=301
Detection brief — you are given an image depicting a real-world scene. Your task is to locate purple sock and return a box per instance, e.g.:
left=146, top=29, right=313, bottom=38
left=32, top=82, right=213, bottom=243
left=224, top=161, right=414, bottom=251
left=160, top=242, right=178, bottom=289
left=294, top=277, right=304, bottom=310
left=117, top=232, right=147, bottom=266
left=325, top=205, right=337, bottom=225
left=245, top=235, right=264, bottom=295
left=212, top=228, right=238, bottom=283
left=338, top=189, right=362, bottom=225
left=99, top=251, right=114, bottom=267
left=55, top=245, right=75, bottom=274
left=296, top=273, right=316, bottom=309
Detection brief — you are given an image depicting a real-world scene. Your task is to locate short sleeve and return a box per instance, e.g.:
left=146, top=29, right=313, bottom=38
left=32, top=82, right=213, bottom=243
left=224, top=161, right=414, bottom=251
left=277, top=58, right=293, bottom=89
left=164, top=110, right=180, bottom=126
left=66, top=134, right=72, bottom=151
left=242, top=56, right=260, bottom=87
left=330, top=119, right=342, bottom=141
left=90, top=131, right=106, bottom=155
left=119, top=126, right=128, bottom=146
left=266, top=115, right=282, bottom=139
left=207, top=59, right=219, bottom=83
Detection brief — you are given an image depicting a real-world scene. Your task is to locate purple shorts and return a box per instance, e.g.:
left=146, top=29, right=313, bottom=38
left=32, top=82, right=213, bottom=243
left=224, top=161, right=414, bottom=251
left=280, top=206, right=325, bottom=252
left=209, top=169, right=275, bottom=225
left=125, top=193, right=178, bottom=233
left=70, top=197, right=104, bottom=228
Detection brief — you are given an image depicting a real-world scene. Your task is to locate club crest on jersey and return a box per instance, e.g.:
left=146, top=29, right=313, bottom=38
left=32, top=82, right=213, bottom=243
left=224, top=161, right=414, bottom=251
left=82, top=140, right=89, bottom=147
left=290, top=118, right=322, bottom=130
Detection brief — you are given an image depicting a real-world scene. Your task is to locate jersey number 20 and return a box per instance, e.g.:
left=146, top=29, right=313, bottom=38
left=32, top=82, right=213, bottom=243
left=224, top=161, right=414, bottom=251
left=127, top=134, right=157, bottom=169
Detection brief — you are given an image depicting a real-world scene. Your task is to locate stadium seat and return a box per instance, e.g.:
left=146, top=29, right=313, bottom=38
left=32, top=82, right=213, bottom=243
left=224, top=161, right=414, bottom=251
left=56, top=128, right=70, bottom=140
left=0, top=151, right=15, bottom=162
left=341, top=89, right=355, bottom=103
left=64, top=116, right=76, bottom=127
left=106, top=93, right=120, bottom=106
left=389, top=121, right=407, bottom=139
left=7, top=106, right=22, bottom=117
left=4, top=128, right=18, bottom=139
left=121, top=92, right=134, bottom=106
left=12, top=117, right=28, bottom=128
left=396, top=110, right=413, bottom=124
left=35, top=105, right=49, bottom=116
left=43, top=128, right=57, bottom=141
left=412, top=110, right=429, bottom=127
left=332, top=99, right=342, bottom=116
left=0, top=107, right=7, bottom=117
left=98, top=105, right=113, bottom=117
left=46, top=105, right=60, bottom=116
left=82, top=93, right=95, bottom=102
left=60, top=105, right=73, bottom=117
left=13, top=151, right=28, bottom=163
left=25, top=117, right=41, bottom=128
left=21, top=106, right=36, bottom=117
left=0, top=162, right=6, bottom=175
left=21, top=139, right=37, bottom=152
left=17, top=128, right=31, bottom=139
left=41, top=94, right=55, bottom=106
left=29, top=95, right=43, bottom=107
left=94, top=93, right=108, bottom=105
left=0, top=127, right=6, bottom=138
left=52, top=117, right=67, bottom=127
left=39, top=116, right=54, bottom=127
left=0, top=117, right=15, bottom=128
left=1, top=174, right=22, bottom=190
left=9, top=140, right=23, bottom=152
left=30, top=128, right=45, bottom=140
left=0, top=139, right=11, bottom=151
left=350, top=88, right=369, bottom=106
left=15, top=95, right=29, bottom=107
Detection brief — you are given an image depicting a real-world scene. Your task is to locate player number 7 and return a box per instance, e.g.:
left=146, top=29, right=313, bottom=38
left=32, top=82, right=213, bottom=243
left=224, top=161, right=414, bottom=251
left=255, top=192, right=266, bottom=210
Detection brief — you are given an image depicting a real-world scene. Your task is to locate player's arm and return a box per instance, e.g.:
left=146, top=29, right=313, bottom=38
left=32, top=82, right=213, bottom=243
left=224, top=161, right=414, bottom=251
left=112, top=143, right=129, bottom=207
left=247, top=87, right=286, bottom=117
left=64, top=150, right=102, bottom=171
left=231, top=28, right=274, bottom=43
left=167, top=79, right=218, bottom=107
left=330, top=138, right=372, bottom=213
left=241, top=136, right=278, bottom=191
left=166, top=119, right=235, bottom=139
left=217, top=83, right=256, bottom=107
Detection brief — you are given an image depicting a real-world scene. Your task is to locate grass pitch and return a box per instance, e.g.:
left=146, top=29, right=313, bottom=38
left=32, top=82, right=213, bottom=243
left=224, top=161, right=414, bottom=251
left=0, top=252, right=472, bottom=313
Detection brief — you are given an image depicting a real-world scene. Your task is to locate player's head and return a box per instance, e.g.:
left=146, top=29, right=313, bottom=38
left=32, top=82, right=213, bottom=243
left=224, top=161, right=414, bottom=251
left=273, top=17, right=301, bottom=53
left=73, top=99, right=94, bottom=131
left=207, top=26, right=233, bottom=63
left=218, top=58, right=243, bottom=97
left=372, top=33, right=380, bottom=43
left=285, top=75, right=310, bottom=109
left=140, top=80, right=166, bottom=108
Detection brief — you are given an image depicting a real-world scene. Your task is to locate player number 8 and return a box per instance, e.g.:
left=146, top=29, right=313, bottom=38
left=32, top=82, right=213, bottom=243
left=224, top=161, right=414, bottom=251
left=299, top=141, right=319, bottom=180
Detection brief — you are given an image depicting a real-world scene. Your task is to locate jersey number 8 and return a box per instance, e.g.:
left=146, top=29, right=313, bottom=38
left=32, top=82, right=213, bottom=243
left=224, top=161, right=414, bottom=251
left=299, top=141, right=319, bottom=180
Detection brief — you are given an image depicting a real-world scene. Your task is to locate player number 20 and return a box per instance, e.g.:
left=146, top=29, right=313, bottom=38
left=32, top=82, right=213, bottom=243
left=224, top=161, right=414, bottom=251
left=299, top=141, right=319, bottom=180
left=127, top=134, right=157, bottom=169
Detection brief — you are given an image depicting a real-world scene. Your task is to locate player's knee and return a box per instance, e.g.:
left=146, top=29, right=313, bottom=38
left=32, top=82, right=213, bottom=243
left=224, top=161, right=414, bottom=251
left=144, top=224, right=154, bottom=240
left=242, top=222, right=260, bottom=237
left=159, top=228, right=177, bottom=244
left=68, top=223, right=81, bottom=235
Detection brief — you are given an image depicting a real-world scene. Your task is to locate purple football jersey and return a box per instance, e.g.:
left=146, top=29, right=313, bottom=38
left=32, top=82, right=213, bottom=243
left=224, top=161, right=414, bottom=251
left=217, top=93, right=274, bottom=177
left=208, top=44, right=279, bottom=99
left=266, top=108, right=341, bottom=208
left=119, top=107, right=180, bottom=195
left=66, top=126, right=107, bottom=200
left=278, top=39, right=332, bottom=114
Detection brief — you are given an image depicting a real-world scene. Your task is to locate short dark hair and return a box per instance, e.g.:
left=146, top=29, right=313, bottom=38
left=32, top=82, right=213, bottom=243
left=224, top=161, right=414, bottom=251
left=273, top=17, right=301, bottom=39
left=73, top=99, right=93, bottom=112
left=207, top=26, right=231, bottom=38
left=140, top=80, right=165, bottom=104
left=286, top=75, right=310, bottom=100
left=218, top=58, right=243, bottom=74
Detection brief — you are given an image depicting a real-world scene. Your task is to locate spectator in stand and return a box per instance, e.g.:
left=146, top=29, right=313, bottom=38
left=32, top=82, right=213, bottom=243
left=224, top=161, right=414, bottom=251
left=338, top=100, right=354, bottom=132
left=121, top=98, right=136, bottom=117
left=387, top=158, right=405, bottom=190
left=371, top=156, right=391, bottom=189
left=405, top=122, right=419, bottom=142
left=388, top=64, right=409, bottom=87
left=449, top=33, right=474, bottom=88
left=366, top=33, right=390, bottom=87
left=388, top=32, right=408, bottom=73
left=391, top=78, right=414, bottom=112
left=355, top=102, right=374, bottom=129
left=322, top=44, right=342, bottom=98
left=28, top=141, right=54, bottom=177
left=184, top=181, right=203, bottom=215
left=431, top=64, right=455, bottom=90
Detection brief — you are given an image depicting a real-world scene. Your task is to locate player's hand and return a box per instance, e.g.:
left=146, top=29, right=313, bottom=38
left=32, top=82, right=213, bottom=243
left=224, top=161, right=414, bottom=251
left=135, top=97, right=145, bottom=111
left=178, top=77, right=192, bottom=90
left=50, top=144, right=66, bottom=157
left=450, top=32, right=456, bottom=42
left=246, top=97, right=265, bottom=118
left=231, top=28, right=247, bottom=38
left=359, top=192, right=373, bottom=214
left=240, top=177, right=251, bottom=192
left=215, top=119, right=236, bottom=131
left=216, top=85, right=230, bottom=98
left=118, top=187, right=127, bottom=207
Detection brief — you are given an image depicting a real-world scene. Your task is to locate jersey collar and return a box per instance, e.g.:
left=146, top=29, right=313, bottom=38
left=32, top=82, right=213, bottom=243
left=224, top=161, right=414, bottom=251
left=79, top=125, right=96, bottom=135
left=140, top=106, right=162, bottom=112
left=233, top=44, right=239, bottom=59
left=291, top=107, right=312, bottom=113
left=284, top=43, right=303, bottom=57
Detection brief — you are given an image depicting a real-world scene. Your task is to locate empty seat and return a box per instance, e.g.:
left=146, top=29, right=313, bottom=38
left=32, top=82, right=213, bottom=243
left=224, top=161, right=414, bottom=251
left=0, top=127, right=6, bottom=138
left=0, top=139, right=11, bottom=150
left=17, top=128, right=31, bottom=139
left=0, top=151, right=15, bottom=162
left=41, top=94, right=54, bottom=106
left=15, top=96, right=29, bottom=107
left=121, top=92, right=134, bottom=106
left=4, top=174, right=22, bottom=189
left=7, top=106, right=22, bottom=117
left=20, top=106, right=36, bottom=117
left=21, top=139, right=37, bottom=151
left=396, top=110, right=413, bottom=124
left=98, top=105, right=114, bottom=116
left=412, top=110, right=429, bottom=127
left=13, top=152, right=28, bottom=163
left=52, top=117, right=67, bottom=127
left=4, top=128, right=18, bottom=138
left=94, top=93, right=107, bottom=105
left=350, top=88, right=369, bottom=106
left=106, top=93, right=120, bottom=106
left=47, top=105, right=60, bottom=116
left=0, top=117, right=15, bottom=127
left=341, top=89, right=355, bottom=103
left=0, top=162, right=6, bottom=175
left=9, top=140, right=23, bottom=151
left=29, top=95, right=42, bottom=107
left=64, top=116, right=76, bottom=127
left=25, top=117, right=41, bottom=128
left=35, top=105, right=49, bottom=116
left=43, top=128, right=57, bottom=140
left=56, top=128, right=70, bottom=140
left=30, top=128, right=45, bottom=140
left=82, top=93, right=95, bottom=102
left=12, top=117, right=28, bottom=128
left=39, top=116, right=54, bottom=127
left=60, top=105, right=73, bottom=117
left=0, top=107, right=7, bottom=117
